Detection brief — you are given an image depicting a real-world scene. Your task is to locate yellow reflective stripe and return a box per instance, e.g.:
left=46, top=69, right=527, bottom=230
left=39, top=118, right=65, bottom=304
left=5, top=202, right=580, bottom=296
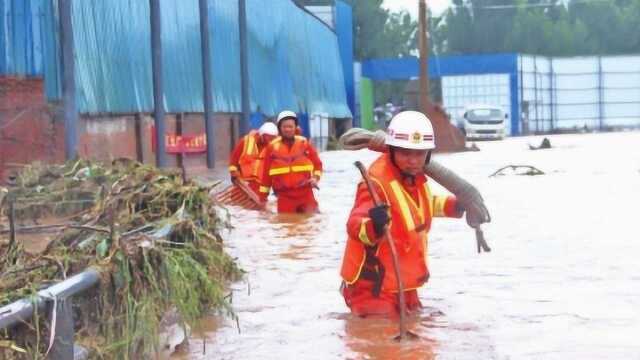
left=291, top=165, right=314, bottom=173
left=358, top=219, right=374, bottom=246
left=259, top=186, right=270, bottom=194
left=313, top=170, right=322, bottom=177
left=423, top=183, right=433, bottom=217
left=345, top=252, right=367, bottom=285
left=228, top=165, right=238, bottom=172
left=370, top=178, right=390, bottom=205
left=244, top=135, right=256, bottom=156
left=432, top=196, right=447, bottom=217
left=389, top=180, right=416, bottom=231
left=269, top=167, right=290, bottom=176
left=250, top=160, right=260, bottom=177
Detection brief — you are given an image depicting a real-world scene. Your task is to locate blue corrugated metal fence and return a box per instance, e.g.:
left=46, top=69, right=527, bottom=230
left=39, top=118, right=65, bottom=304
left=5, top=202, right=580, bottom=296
left=0, top=0, right=351, bottom=119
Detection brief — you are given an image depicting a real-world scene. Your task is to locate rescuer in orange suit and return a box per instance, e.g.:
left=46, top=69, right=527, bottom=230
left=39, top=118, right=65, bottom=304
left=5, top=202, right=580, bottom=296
left=228, top=122, right=278, bottom=193
left=340, top=111, right=464, bottom=317
left=258, top=110, right=323, bottom=213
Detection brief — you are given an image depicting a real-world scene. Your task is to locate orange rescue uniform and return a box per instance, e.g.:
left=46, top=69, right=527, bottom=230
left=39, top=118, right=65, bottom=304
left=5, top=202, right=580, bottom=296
left=340, top=153, right=462, bottom=317
left=258, top=135, right=323, bottom=213
left=228, top=130, right=265, bottom=193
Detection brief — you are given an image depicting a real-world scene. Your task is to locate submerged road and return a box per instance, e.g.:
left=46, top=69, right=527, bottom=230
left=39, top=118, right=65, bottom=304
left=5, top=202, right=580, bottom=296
left=174, top=131, right=640, bottom=359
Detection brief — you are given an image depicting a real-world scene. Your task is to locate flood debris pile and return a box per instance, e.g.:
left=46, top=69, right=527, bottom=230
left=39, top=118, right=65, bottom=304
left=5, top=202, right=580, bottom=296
left=0, top=159, right=242, bottom=359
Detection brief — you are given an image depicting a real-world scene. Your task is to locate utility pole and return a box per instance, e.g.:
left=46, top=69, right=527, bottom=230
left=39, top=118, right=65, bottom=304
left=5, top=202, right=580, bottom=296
left=150, top=0, right=167, bottom=167
left=238, top=0, right=251, bottom=136
left=418, top=0, right=429, bottom=113
left=199, top=0, right=216, bottom=168
left=58, top=0, right=78, bottom=160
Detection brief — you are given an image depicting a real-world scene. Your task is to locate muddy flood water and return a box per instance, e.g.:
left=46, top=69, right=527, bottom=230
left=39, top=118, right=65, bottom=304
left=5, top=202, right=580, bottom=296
left=173, top=132, right=640, bottom=359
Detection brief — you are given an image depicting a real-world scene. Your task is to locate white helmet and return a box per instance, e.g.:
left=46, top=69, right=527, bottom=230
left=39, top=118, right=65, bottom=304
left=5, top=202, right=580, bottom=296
left=385, top=111, right=435, bottom=150
left=258, top=122, right=278, bottom=136
left=276, top=110, right=298, bottom=127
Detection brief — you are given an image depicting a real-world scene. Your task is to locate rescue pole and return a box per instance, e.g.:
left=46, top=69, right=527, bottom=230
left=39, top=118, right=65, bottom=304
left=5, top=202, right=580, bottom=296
left=354, top=161, right=417, bottom=341
left=475, top=226, right=491, bottom=253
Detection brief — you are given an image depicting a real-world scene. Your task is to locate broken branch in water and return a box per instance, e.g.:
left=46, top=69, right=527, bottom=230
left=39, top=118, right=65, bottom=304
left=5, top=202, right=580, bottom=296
left=489, top=165, right=545, bottom=177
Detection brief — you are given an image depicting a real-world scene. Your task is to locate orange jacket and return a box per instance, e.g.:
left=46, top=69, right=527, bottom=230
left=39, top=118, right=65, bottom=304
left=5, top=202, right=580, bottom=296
left=258, top=135, right=322, bottom=195
left=340, top=153, right=462, bottom=293
left=228, top=131, right=264, bottom=182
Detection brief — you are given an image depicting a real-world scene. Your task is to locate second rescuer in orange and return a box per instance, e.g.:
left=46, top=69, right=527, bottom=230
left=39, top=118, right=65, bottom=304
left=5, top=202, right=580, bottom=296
left=340, top=111, right=464, bottom=317
left=258, top=110, right=323, bottom=214
left=228, top=122, right=278, bottom=194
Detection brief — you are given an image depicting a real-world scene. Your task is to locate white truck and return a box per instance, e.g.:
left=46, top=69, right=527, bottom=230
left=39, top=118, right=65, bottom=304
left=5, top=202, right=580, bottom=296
left=457, top=104, right=507, bottom=140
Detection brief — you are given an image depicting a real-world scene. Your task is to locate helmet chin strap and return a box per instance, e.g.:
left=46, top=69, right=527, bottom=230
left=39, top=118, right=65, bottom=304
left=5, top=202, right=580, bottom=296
left=389, top=148, right=432, bottom=186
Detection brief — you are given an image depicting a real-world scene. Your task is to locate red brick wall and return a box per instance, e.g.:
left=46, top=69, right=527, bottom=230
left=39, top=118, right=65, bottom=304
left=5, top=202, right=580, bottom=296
left=0, top=76, right=65, bottom=182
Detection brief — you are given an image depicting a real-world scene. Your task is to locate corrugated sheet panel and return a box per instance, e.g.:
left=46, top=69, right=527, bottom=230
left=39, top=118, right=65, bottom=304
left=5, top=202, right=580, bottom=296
left=3, top=0, right=349, bottom=118
left=245, top=0, right=351, bottom=118
left=71, top=0, right=238, bottom=114
left=1, top=0, right=43, bottom=75
left=361, top=53, right=518, bottom=81
left=0, top=0, right=60, bottom=98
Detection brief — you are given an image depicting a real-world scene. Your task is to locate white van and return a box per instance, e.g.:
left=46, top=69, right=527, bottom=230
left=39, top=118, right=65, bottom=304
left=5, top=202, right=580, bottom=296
left=457, top=104, right=507, bottom=140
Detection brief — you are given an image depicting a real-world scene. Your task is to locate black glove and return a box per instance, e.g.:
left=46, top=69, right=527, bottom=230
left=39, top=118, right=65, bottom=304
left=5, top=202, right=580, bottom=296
left=368, top=204, right=390, bottom=237
left=230, top=171, right=239, bottom=184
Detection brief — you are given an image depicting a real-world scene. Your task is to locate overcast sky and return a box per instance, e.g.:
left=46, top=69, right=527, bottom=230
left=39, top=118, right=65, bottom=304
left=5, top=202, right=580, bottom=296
left=382, top=0, right=452, bottom=17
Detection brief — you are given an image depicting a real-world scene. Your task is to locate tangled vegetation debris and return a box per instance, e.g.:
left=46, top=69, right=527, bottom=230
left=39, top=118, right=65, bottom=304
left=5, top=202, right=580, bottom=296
left=0, top=159, right=242, bottom=359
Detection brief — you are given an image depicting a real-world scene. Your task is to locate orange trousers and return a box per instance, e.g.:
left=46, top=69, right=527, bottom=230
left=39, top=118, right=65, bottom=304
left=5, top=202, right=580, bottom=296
left=341, top=279, right=422, bottom=317
left=275, top=187, right=318, bottom=214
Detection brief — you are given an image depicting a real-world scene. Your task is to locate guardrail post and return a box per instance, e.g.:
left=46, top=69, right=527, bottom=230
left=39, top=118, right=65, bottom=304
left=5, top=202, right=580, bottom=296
left=48, top=297, right=74, bottom=360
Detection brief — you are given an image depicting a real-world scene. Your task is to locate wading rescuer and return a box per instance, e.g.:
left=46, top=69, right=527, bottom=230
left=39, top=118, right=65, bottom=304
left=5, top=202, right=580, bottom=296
left=340, top=111, right=465, bottom=317
left=258, top=110, right=323, bottom=213
left=228, top=122, right=278, bottom=193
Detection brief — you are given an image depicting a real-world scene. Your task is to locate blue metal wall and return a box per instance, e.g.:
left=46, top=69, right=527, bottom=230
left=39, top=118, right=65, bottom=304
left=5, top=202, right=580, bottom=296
left=1, top=0, right=351, bottom=119
left=361, top=53, right=521, bottom=135
left=0, top=0, right=60, bottom=98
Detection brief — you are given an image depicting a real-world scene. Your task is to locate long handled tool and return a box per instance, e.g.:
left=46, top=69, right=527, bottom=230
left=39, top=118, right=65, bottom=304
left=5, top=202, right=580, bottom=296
left=474, top=225, right=491, bottom=253
left=354, top=161, right=417, bottom=341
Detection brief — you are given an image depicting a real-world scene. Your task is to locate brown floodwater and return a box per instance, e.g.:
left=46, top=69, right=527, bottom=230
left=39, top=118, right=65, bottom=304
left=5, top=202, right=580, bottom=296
left=173, top=132, right=640, bottom=359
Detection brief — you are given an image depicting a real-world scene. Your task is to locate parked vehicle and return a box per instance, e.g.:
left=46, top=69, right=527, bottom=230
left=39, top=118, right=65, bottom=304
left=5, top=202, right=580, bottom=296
left=457, top=104, right=507, bottom=140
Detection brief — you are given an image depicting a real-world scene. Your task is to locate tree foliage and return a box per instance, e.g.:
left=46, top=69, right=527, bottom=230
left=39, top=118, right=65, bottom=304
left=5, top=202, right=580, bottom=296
left=300, top=0, right=640, bottom=104
left=438, top=0, right=640, bottom=56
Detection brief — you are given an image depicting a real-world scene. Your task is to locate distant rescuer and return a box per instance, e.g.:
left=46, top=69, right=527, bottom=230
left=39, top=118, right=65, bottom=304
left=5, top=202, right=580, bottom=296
left=340, top=111, right=465, bottom=317
left=228, top=122, right=278, bottom=193
left=258, top=110, right=323, bottom=213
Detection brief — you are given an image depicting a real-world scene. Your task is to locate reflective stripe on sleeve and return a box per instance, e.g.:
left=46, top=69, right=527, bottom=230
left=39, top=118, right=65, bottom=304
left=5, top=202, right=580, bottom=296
left=432, top=196, right=447, bottom=217
left=358, top=219, right=374, bottom=246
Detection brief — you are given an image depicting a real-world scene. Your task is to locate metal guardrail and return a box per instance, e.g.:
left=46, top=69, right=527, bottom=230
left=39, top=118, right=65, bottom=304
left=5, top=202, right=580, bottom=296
left=0, top=268, right=100, bottom=359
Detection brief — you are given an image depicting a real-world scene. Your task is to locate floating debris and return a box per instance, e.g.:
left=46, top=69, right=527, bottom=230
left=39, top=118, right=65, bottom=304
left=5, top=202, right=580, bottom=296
left=529, top=137, right=552, bottom=150
left=489, top=165, right=545, bottom=177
